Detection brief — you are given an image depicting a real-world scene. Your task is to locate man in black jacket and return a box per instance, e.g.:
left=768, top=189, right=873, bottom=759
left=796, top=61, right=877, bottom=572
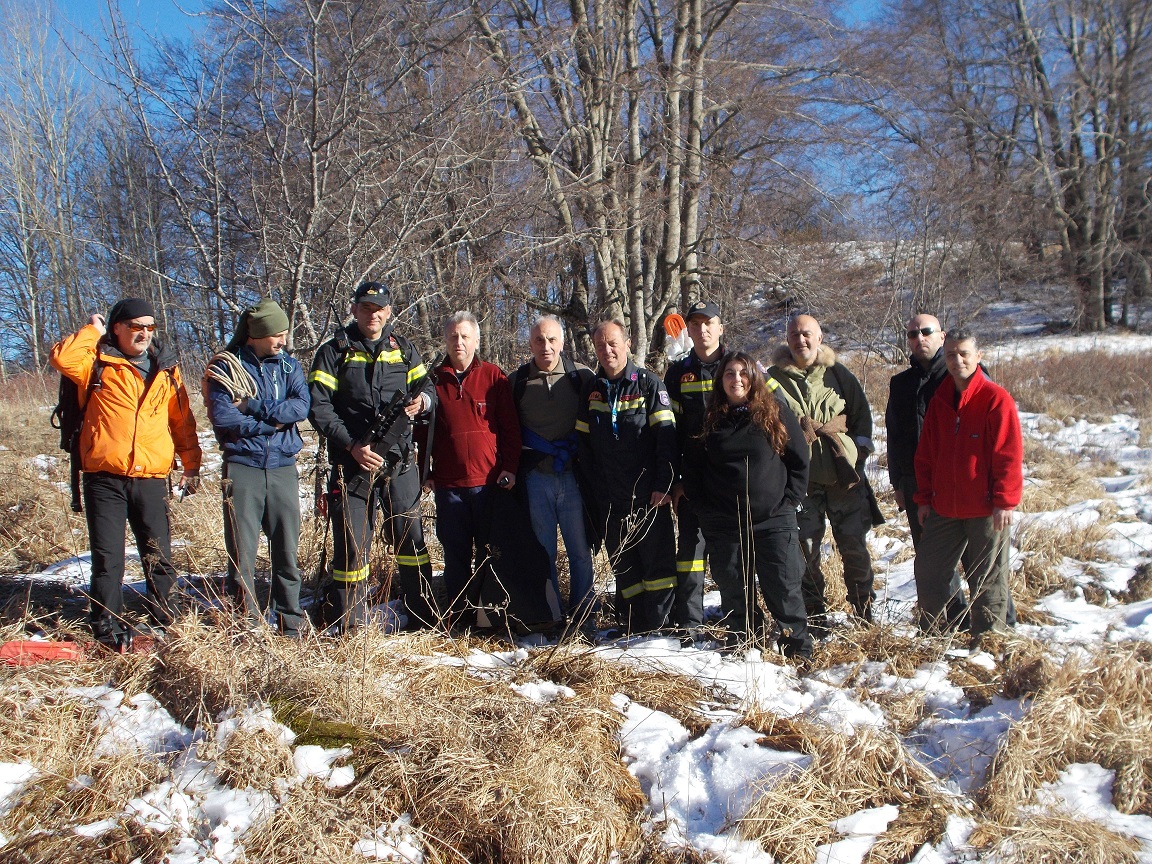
left=664, top=299, right=726, bottom=638
left=886, top=314, right=947, bottom=532
left=886, top=314, right=969, bottom=628
left=577, top=318, right=678, bottom=634
left=308, top=281, right=437, bottom=631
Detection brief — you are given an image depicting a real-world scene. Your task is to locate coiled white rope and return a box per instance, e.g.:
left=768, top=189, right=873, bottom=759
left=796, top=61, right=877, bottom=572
left=204, top=350, right=258, bottom=401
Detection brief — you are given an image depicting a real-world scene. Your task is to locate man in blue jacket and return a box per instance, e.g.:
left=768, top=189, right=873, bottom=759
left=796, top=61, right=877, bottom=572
left=206, top=298, right=310, bottom=636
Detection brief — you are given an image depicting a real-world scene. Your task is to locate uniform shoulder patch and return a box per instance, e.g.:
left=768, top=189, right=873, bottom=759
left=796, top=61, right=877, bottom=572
left=658, top=390, right=670, bottom=406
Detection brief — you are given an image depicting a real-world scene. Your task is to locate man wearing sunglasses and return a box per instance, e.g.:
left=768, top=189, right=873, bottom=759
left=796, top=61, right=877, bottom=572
left=886, top=316, right=947, bottom=538
left=886, top=316, right=967, bottom=628
left=51, top=298, right=202, bottom=653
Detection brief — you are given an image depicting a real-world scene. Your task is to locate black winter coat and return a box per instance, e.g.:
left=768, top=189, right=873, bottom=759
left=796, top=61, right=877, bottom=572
left=576, top=360, right=677, bottom=509
left=307, top=323, right=434, bottom=463
left=884, top=348, right=947, bottom=489
left=684, top=403, right=809, bottom=535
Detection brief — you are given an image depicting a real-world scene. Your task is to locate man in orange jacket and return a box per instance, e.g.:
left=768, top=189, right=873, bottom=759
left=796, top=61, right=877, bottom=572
left=51, top=298, right=202, bottom=652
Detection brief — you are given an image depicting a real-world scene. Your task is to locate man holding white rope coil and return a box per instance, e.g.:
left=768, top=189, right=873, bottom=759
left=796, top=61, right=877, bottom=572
left=205, top=298, right=310, bottom=636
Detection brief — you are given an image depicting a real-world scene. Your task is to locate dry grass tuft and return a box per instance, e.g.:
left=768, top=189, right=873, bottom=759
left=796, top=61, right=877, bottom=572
left=1021, top=440, right=1107, bottom=512
left=0, top=819, right=177, bottom=864
left=970, top=810, right=1140, bottom=863
left=1121, top=562, right=1152, bottom=603
left=212, top=725, right=298, bottom=791
left=980, top=644, right=1152, bottom=823
left=1012, top=517, right=1114, bottom=615
left=736, top=724, right=964, bottom=864
left=997, top=640, right=1058, bottom=701
left=526, top=642, right=721, bottom=736
left=811, top=625, right=944, bottom=680
left=143, top=619, right=652, bottom=863
left=740, top=709, right=827, bottom=755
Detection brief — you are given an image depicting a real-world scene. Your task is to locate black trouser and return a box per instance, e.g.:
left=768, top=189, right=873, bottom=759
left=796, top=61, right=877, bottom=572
left=798, top=483, right=875, bottom=621
left=434, top=485, right=493, bottom=626
left=672, top=499, right=706, bottom=630
left=222, top=462, right=304, bottom=634
left=604, top=502, right=676, bottom=633
left=705, top=518, right=812, bottom=657
left=328, top=459, right=436, bottom=631
left=83, top=472, right=178, bottom=639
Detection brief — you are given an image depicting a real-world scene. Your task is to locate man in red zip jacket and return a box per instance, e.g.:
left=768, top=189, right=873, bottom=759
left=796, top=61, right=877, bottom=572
left=913, top=328, right=1023, bottom=639
left=428, top=311, right=521, bottom=629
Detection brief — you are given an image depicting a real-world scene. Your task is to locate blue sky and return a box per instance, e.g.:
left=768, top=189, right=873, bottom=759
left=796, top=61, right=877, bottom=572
left=56, top=0, right=882, bottom=43
left=55, top=0, right=209, bottom=41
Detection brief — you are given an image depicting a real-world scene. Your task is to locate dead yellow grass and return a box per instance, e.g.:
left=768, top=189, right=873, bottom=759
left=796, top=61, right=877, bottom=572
left=526, top=641, right=721, bottom=736
left=980, top=645, right=1152, bottom=823
left=145, top=618, right=651, bottom=863
left=1012, top=517, right=1115, bottom=616
left=812, top=624, right=945, bottom=679
left=735, top=718, right=965, bottom=864
left=0, top=626, right=172, bottom=860
left=1021, top=439, right=1107, bottom=512
left=994, top=349, right=1152, bottom=423
left=970, top=811, right=1140, bottom=863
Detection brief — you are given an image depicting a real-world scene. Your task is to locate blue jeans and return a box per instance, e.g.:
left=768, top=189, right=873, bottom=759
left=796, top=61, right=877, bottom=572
left=524, top=468, right=596, bottom=619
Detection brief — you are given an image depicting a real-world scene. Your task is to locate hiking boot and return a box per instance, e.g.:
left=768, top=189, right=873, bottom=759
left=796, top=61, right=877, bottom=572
left=94, top=631, right=133, bottom=655
left=808, top=614, right=830, bottom=640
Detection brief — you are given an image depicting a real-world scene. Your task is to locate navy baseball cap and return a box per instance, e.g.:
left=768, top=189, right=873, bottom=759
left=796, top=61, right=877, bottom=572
left=353, top=281, right=392, bottom=306
left=686, top=299, right=721, bottom=321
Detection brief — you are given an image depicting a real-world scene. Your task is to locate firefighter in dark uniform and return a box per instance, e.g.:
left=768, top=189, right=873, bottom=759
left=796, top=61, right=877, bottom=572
left=576, top=318, right=677, bottom=634
left=664, top=299, right=726, bottom=638
left=308, top=281, right=437, bottom=630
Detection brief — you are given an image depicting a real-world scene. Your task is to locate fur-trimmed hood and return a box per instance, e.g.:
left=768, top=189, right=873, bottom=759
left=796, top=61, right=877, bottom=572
left=771, top=342, right=837, bottom=372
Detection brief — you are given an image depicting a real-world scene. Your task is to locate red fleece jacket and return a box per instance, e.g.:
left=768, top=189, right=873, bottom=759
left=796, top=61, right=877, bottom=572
left=430, top=356, right=521, bottom=488
left=914, top=369, right=1023, bottom=519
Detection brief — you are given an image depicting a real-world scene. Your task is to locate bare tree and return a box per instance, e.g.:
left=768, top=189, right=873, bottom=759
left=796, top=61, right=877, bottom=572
left=0, top=0, right=94, bottom=365
left=852, top=0, right=1152, bottom=333
left=468, top=0, right=847, bottom=363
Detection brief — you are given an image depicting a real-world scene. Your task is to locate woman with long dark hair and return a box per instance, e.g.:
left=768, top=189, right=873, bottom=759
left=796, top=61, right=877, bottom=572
left=681, top=351, right=812, bottom=657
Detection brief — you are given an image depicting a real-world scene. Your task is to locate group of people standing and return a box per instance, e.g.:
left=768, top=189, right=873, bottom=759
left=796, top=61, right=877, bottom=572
left=50, top=286, right=1022, bottom=656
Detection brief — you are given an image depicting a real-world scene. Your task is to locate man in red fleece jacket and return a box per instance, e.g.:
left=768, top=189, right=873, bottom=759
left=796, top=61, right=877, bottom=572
left=914, top=328, right=1023, bottom=640
left=428, top=311, right=521, bottom=627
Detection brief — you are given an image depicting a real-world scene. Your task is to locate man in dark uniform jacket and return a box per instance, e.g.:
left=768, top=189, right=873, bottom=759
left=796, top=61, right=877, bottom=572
left=577, top=318, right=678, bottom=634
left=664, top=299, right=726, bottom=638
left=308, top=281, right=437, bottom=631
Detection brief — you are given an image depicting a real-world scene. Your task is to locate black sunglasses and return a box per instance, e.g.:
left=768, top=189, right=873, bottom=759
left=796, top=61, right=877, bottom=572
left=907, top=326, right=937, bottom=339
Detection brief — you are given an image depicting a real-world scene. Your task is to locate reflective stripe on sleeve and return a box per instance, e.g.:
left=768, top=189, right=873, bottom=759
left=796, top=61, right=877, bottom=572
left=309, top=369, right=338, bottom=390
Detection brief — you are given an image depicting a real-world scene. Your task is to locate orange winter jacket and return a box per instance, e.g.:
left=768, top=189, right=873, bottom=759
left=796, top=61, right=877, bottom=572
left=50, top=324, right=202, bottom=478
